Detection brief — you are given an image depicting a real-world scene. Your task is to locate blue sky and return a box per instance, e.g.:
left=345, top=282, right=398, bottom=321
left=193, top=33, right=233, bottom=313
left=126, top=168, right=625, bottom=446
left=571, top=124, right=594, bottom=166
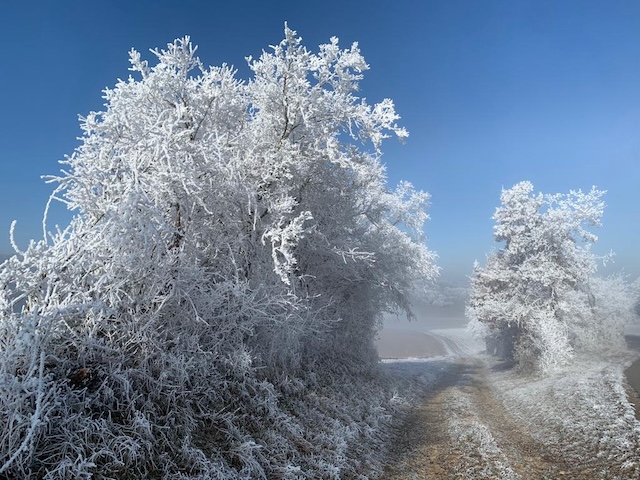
left=1, top=0, right=639, bottom=280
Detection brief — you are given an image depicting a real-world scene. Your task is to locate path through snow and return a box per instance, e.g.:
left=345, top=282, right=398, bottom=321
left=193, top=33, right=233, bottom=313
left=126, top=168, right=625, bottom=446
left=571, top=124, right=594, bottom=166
left=380, top=329, right=640, bottom=479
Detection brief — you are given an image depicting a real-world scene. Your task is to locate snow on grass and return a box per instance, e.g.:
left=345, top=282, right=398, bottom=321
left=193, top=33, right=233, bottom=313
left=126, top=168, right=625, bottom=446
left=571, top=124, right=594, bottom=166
left=487, top=352, right=640, bottom=479
left=446, top=390, right=520, bottom=480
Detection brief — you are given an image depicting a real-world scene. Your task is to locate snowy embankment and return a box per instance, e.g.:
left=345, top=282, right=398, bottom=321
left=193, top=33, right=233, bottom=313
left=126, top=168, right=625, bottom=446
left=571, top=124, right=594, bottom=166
left=487, top=352, right=640, bottom=479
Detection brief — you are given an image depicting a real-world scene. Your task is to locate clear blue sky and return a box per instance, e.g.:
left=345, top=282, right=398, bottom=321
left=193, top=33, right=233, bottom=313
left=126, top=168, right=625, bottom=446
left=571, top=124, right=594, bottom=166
left=2, top=0, right=640, bottom=280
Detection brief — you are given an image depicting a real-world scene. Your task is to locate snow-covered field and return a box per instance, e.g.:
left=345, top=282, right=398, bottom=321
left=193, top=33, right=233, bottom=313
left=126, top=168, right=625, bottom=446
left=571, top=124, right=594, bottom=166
left=376, top=301, right=473, bottom=360
left=625, top=324, right=640, bottom=337
left=429, top=328, right=484, bottom=357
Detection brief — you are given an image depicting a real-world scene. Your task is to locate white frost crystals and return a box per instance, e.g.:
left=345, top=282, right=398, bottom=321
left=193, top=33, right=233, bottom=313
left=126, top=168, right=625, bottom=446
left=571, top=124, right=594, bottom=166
left=0, top=28, right=437, bottom=478
left=468, top=181, right=631, bottom=373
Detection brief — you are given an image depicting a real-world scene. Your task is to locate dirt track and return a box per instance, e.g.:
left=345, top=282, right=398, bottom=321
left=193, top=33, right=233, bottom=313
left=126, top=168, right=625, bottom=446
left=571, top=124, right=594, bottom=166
left=382, top=357, right=595, bottom=480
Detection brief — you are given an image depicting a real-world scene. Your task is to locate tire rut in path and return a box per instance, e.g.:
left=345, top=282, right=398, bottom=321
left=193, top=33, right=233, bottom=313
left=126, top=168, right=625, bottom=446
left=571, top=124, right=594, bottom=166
left=457, top=358, right=577, bottom=479
left=382, top=361, right=471, bottom=479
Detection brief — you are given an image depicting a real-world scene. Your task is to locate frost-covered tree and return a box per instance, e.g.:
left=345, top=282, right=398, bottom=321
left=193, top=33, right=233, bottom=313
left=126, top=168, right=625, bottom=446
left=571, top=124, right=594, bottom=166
left=0, top=28, right=437, bottom=478
left=467, top=181, right=607, bottom=372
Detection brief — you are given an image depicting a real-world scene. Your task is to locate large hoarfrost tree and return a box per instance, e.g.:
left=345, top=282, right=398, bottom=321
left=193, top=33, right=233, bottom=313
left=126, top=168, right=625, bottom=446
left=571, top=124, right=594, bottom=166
left=0, top=28, right=437, bottom=478
left=467, top=181, right=608, bottom=372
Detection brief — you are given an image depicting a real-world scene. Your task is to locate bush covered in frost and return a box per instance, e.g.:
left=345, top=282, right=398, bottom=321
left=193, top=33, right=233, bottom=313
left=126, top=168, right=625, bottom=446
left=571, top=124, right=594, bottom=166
left=0, top=27, right=437, bottom=478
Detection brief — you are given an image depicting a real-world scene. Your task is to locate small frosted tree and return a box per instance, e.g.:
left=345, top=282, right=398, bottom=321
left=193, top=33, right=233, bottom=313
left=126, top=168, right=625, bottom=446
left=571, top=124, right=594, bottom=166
left=467, top=181, right=607, bottom=372
left=0, top=28, right=437, bottom=478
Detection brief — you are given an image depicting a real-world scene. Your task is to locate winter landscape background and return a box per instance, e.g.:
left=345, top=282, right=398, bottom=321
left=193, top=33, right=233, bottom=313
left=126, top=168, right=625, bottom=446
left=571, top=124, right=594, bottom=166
left=2, top=1, right=640, bottom=479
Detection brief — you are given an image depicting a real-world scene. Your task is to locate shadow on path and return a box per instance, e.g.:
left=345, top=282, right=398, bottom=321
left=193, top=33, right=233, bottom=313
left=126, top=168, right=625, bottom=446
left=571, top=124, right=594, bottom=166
left=381, top=358, right=481, bottom=479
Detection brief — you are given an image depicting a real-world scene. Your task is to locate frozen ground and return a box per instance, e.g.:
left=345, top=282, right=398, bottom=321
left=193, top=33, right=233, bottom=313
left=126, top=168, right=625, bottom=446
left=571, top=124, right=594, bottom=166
left=379, top=324, right=640, bottom=479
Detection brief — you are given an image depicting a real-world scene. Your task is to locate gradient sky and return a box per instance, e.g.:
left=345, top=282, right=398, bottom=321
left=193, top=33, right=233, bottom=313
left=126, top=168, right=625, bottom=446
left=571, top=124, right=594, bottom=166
left=1, top=0, right=639, bottom=280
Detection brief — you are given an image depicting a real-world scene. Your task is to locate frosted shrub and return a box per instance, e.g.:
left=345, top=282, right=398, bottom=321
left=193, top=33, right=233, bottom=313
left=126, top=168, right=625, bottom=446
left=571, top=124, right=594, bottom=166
left=515, top=311, right=574, bottom=373
left=0, top=27, right=437, bottom=478
left=567, top=274, right=635, bottom=353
